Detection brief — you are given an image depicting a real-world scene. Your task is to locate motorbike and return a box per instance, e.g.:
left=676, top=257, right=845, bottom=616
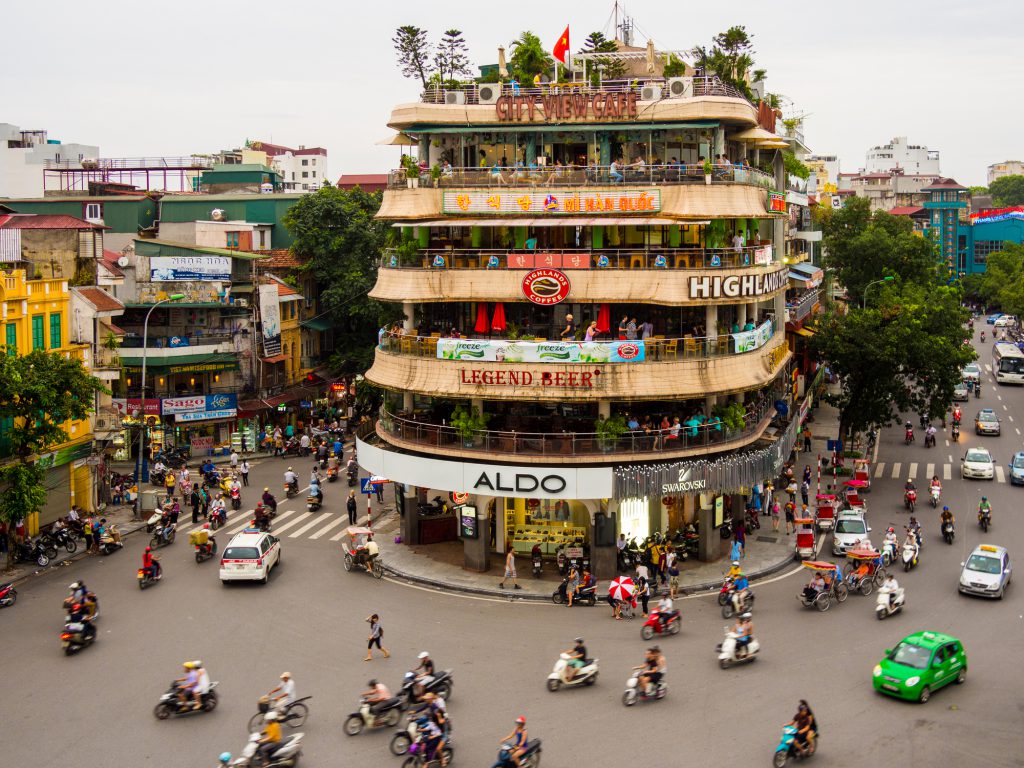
left=720, top=517, right=733, bottom=540
left=721, top=589, right=755, bottom=619
left=153, top=680, right=219, bottom=719
left=904, top=427, right=914, bottom=445
left=622, top=670, right=667, bottom=706
left=404, top=734, right=454, bottom=768
left=229, top=732, right=304, bottom=767
left=285, top=480, right=299, bottom=499
left=150, top=468, right=167, bottom=487
left=399, top=669, right=454, bottom=706
left=493, top=741, right=542, bottom=768
left=61, top=619, right=96, bottom=655
left=195, top=536, right=218, bottom=563
left=981, top=331, right=986, bottom=342
left=551, top=578, right=596, bottom=606
left=155, top=448, right=189, bottom=468
left=640, top=608, right=681, bottom=640
left=231, top=487, right=242, bottom=510
left=902, top=542, right=919, bottom=572
left=881, top=539, right=898, bottom=567
left=717, top=576, right=737, bottom=606
left=417, top=496, right=448, bottom=516
left=929, top=486, right=941, bottom=508
left=716, top=627, right=760, bottom=669
left=326, top=466, right=338, bottom=483
left=0, top=581, right=17, bottom=608
left=150, top=522, right=177, bottom=549
left=546, top=653, right=598, bottom=691
left=978, top=508, right=991, bottom=532
left=875, top=584, right=905, bottom=620
left=145, top=510, right=165, bottom=534
left=531, top=548, right=543, bottom=578
left=942, top=520, right=955, bottom=545
left=975, top=381, right=982, bottom=398
left=280, top=437, right=302, bottom=458
left=13, top=537, right=52, bottom=567
left=137, top=560, right=161, bottom=589
left=347, top=466, right=358, bottom=487
left=41, top=526, right=77, bottom=554
left=951, top=424, right=960, bottom=442
left=773, top=723, right=818, bottom=767
left=903, top=489, right=917, bottom=512
left=343, top=697, right=403, bottom=735
left=306, top=493, right=323, bottom=512
left=924, top=431, right=936, bottom=449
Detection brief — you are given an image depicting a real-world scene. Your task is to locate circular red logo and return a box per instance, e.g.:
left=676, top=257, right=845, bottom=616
left=521, top=269, right=570, bottom=305
left=450, top=491, right=469, bottom=505
left=617, top=342, right=641, bottom=360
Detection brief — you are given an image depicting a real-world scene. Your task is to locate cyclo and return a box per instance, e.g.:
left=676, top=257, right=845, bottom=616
left=341, top=526, right=384, bottom=579
left=842, top=548, right=887, bottom=595
left=797, top=560, right=848, bottom=612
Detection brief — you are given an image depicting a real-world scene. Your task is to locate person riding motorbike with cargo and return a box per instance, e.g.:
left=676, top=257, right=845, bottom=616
left=978, top=496, right=993, bottom=525
left=268, top=671, right=296, bottom=712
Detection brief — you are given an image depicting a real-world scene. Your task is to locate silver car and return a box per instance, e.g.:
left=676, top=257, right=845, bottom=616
left=832, top=511, right=870, bottom=556
left=975, top=409, right=1001, bottom=436
left=959, top=544, right=1012, bottom=599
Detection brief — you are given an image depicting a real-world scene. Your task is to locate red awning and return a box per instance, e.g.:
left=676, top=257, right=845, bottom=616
left=261, top=354, right=289, bottom=364
left=491, top=303, right=507, bottom=332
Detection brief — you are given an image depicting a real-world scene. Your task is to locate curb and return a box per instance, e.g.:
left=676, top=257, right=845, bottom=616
left=381, top=547, right=797, bottom=602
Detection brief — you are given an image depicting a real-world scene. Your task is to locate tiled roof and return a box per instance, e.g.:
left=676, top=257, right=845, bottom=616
left=276, top=282, right=298, bottom=297
left=336, top=174, right=388, bottom=189
left=0, top=214, right=105, bottom=230
left=262, top=249, right=303, bottom=269
left=921, top=177, right=967, bottom=191
left=101, top=250, right=125, bottom=277
left=74, top=286, right=125, bottom=313
left=888, top=206, right=925, bottom=216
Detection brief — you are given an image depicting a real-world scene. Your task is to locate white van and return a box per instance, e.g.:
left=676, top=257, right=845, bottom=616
left=994, top=315, right=1017, bottom=328
left=219, top=531, right=281, bottom=584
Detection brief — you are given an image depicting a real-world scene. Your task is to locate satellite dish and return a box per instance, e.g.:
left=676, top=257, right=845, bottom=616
left=117, top=256, right=130, bottom=268
left=211, top=208, right=227, bottom=221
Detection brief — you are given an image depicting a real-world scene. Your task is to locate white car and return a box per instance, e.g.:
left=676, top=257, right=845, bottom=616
left=961, top=363, right=981, bottom=383
left=832, top=510, right=870, bottom=556
left=994, top=315, right=1017, bottom=329
left=959, top=544, right=1012, bottom=599
left=961, top=447, right=995, bottom=480
left=219, top=531, right=281, bottom=584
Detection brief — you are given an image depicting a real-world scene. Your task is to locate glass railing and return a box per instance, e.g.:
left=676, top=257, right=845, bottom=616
left=420, top=76, right=751, bottom=105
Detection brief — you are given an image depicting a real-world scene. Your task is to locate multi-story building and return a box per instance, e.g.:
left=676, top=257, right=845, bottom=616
left=849, top=170, right=942, bottom=213
left=864, top=136, right=940, bottom=175
left=358, top=69, right=798, bottom=575
left=987, top=161, right=1024, bottom=185
left=922, top=178, right=968, bottom=277
left=215, top=141, right=329, bottom=193
left=0, top=123, right=98, bottom=198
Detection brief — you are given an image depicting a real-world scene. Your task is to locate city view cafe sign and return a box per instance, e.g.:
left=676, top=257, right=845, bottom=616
left=496, top=92, right=639, bottom=122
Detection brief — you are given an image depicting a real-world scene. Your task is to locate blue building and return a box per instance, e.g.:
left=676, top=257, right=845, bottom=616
left=959, top=207, right=1024, bottom=274
left=921, top=178, right=967, bottom=276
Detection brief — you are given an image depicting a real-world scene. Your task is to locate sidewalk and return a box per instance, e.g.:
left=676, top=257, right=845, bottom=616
left=368, top=504, right=796, bottom=602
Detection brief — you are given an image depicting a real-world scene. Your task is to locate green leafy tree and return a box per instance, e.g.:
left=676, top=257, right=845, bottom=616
left=393, top=26, right=434, bottom=91
left=283, top=187, right=402, bottom=375
left=783, top=151, right=810, bottom=180
left=691, top=25, right=763, bottom=99
left=976, top=243, right=1024, bottom=315
left=0, top=351, right=103, bottom=570
left=967, top=185, right=988, bottom=196
left=509, top=30, right=553, bottom=83
left=581, top=31, right=625, bottom=82
left=988, top=175, right=1024, bottom=207
left=434, top=29, right=471, bottom=86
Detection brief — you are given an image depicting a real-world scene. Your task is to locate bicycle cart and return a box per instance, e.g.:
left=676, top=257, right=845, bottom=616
left=842, top=548, right=887, bottom=595
left=341, top=526, right=384, bottom=579
left=814, top=494, right=838, bottom=532
left=797, top=560, right=849, bottom=612
left=794, top=518, right=816, bottom=560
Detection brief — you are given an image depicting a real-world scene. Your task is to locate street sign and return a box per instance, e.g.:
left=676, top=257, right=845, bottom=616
left=827, top=439, right=843, bottom=453
left=360, top=478, right=373, bottom=494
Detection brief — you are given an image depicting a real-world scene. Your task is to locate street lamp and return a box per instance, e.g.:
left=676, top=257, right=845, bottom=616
left=133, top=294, right=185, bottom=515
left=862, top=276, right=894, bottom=309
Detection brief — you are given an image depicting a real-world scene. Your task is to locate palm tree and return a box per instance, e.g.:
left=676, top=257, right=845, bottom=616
left=509, top=31, right=552, bottom=83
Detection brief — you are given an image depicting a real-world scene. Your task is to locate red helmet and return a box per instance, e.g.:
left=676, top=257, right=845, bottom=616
left=144, top=546, right=151, bottom=553
left=203, top=523, right=210, bottom=530
left=72, top=603, right=82, bottom=611
left=515, top=716, right=526, bottom=724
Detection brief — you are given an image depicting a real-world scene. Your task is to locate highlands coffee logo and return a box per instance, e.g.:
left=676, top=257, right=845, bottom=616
left=661, top=466, right=707, bottom=494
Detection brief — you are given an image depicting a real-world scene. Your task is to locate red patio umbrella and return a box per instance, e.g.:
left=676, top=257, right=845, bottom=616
left=491, top=302, right=507, bottom=332
left=596, top=303, right=611, bottom=335
left=473, top=302, right=490, bottom=334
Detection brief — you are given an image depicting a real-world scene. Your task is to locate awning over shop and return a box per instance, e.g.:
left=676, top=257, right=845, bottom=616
left=121, top=352, right=239, bottom=374
left=261, top=354, right=289, bottom=364
left=392, top=217, right=701, bottom=228
left=300, top=318, right=332, bottom=332
left=788, top=262, right=823, bottom=287
left=791, top=326, right=816, bottom=338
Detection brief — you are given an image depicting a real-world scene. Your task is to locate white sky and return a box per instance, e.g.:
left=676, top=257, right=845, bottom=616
left=2, top=0, right=1022, bottom=186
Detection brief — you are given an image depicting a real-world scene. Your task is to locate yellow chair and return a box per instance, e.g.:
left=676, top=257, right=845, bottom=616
left=673, top=254, right=690, bottom=269
left=683, top=338, right=697, bottom=358
left=399, top=338, right=414, bottom=355
left=717, top=336, right=730, bottom=355
left=663, top=339, right=679, bottom=360
left=630, top=254, right=646, bottom=269
left=424, top=337, right=439, bottom=357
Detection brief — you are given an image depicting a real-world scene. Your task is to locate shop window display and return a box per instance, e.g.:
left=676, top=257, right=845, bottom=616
left=505, top=497, right=588, bottom=555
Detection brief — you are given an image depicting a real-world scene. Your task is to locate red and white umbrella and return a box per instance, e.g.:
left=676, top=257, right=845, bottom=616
left=608, top=576, right=635, bottom=601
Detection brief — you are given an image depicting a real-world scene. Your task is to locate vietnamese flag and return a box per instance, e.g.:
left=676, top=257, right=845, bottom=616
left=552, top=25, right=570, bottom=65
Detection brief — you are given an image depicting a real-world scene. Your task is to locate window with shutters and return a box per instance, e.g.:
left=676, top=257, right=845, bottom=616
left=31, top=315, right=44, bottom=350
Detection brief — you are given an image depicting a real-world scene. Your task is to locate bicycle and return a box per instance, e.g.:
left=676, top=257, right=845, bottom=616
left=246, top=696, right=311, bottom=733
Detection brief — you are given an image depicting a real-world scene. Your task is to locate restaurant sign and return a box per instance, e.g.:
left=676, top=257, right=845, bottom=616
left=162, top=394, right=238, bottom=415
left=439, top=338, right=644, bottom=364
left=459, top=368, right=602, bottom=388
left=176, top=408, right=237, bottom=423
left=442, top=189, right=660, bottom=216
left=521, top=268, right=571, bottom=305
left=768, top=192, right=787, bottom=213
left=688, top=269, right=788, bottom=300
left=732, top=320, right=774, bottom=354
left=496, top=92, right=639, bottom=122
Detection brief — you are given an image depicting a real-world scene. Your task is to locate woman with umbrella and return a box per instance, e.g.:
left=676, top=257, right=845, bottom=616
left=607, top=576, right=635, bottom=620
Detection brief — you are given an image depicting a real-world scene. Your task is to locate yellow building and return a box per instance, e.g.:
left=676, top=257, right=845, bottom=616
left=0, top=269, right=94, bottom=532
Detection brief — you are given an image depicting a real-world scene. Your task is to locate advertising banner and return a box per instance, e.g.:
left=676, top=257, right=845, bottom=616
left=176, top=408, right=237, bottom=423
left=190, top=436, right=214, bottom=453
left=161, top=394, right=238, bottom=415
left=732, top=320, right=774, bottom=354
left=258, top=284, right=282, bottom=357
left=437, top=338, right=644, bottom=364
left=112, top=398, right=160, bottom=417
left=753, top=245, right=773, bottom=265
left=442, top=188, right=661, bottom=216
left=150, top=256, right=231, bottom=282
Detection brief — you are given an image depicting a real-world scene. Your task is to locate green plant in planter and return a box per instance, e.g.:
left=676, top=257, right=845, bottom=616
left=103, top=330, right=121, bottom=351
left=451, top=405, right=488, bottom=446
left=594, top=413, right=628, bottom=450
left=703, top=157, right=714, bottom=176
left=401, top=155, right=421, bottom=179
left=713, top=402, right=746, bottom=432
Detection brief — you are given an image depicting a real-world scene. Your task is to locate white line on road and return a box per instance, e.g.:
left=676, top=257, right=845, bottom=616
left=289, top=514, right=331, bottom=538
left=926, top=463, right=935, bottom=479
left=1010, top=415, right=1015, bottom=423
left=874, top=462, right=886, bottom=478
left=985, top=364, right=992, bottom=372
left=998, top=395, right=1003, bottom=401
left=1003, top=404, right=1009, bottom=411
left=944, top=464, right=952, bottom=480
left=1017, top=428, right=1021, bottom=436
left=271, top=512, right=313, bottom=536
left=996, top=466, right=1006, bottom=483
left=908, top=462, right=918, bottom=479
left=309, top=517, right=346, bottom=540
left=891, top=462, right=902, bottom=479
left=224, top=509, right=297, bottom=537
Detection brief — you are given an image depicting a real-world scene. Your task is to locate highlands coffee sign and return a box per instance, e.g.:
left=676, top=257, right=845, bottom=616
left=496, top=92, right=639, bottom=122
left=688, top=268, right=789, bottom=300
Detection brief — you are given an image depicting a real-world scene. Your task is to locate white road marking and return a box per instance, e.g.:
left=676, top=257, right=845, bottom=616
left=271, top=512, right=313, bottom=536
left=985, top=364, right=992, bottom=372
left=996, top=466, right=1006, bottom=483
left=874, top=462, right=886, bottom=478
left=944, top=439, right=950, bottom=447
left=943, top=464, right=952, bottom=480
left=926, top=463, right=935, bottom=479
left=998, top=395, right=1003, bottom=401
left=908, top=462, right=918, bottom=479
left=1017, top=428, right=1021, bottom=436
left=310, top=517, right=346, bottom=540
left=1003, top=404, right=1009, bottom=411
left=330, top=527, right=353, bottom=541
left=891, top=462, right=902, bottom=479
left=1010, top=415, right=1015, bottom=422
left=224, top=509, right=297, bottom=537
left=289, top=515, right=330, bottom=538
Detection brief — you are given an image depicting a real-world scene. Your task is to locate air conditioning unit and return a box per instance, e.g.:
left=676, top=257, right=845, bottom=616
left=235, top=298, right=248, bottom=307
left=444, top=90, right=466, bottom=105
left=640, top=84, right=661, bottom=102
left=477, top=84, right=501, bottom=104
left=667, top=76, right=694, bottom=99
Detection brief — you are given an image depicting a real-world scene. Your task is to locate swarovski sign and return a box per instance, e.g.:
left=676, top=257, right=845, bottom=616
left=661, top=466, right=708, bottom=494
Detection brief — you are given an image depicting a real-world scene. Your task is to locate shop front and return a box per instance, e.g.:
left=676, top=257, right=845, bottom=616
left=110, top=398, right=161, bottom=462
left=162, top=394, right=239, bottom=457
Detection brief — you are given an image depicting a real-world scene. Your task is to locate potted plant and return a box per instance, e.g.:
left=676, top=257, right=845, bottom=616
left=703, top=157, right=714, bottom=185
left=594, top=413, right=627, bottom=453
left=451, top=405, right=488, bottom=448
left=401, top=155, right=421, bottom=189
left=430, top=164, right=442, bottom=188
left=713, top=402, right=747, bottom=434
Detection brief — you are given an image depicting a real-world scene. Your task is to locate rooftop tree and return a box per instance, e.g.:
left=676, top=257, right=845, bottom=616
left=509, top=30, right=552, bottom=83
left=434, top=29, right=472, bottom=86
left=690, top=25, right=765, bottom=99
left=393, top=25, right=435, bottom=91
left=581, top=31, right=625, bottom=82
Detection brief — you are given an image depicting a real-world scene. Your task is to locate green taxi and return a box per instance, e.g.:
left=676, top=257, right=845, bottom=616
left=872, top=631, right=967, bottom=702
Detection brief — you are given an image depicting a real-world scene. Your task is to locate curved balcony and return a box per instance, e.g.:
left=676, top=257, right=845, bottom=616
left=420, top=77, right=751, bottom=106
left=370, top=259, right=789, bottom=306
left=375, top=401, right=775, bottom=465
left=365, top=332, right=791, bottom=402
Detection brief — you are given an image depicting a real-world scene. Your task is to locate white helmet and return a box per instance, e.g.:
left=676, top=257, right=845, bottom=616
left=264, top=711, right=279, bottom=722
left=418, top=651, right=429, bottom=660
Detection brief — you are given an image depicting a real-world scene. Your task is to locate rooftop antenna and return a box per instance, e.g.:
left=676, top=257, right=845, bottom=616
left=613, top=1, right=633, bottom=46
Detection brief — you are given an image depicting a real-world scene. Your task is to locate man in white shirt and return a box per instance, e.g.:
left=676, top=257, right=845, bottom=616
left=270, top=671, right=296, bottom=711
left=67, top=505, right=80, bottom=522
left=229, top=450, right=239, bottom=470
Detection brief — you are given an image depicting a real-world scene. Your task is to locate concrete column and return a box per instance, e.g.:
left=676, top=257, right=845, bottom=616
left=704, top=304, right=718, bottom=337
left=402, top=302, right=414, bottom=333
left=774, top=291, right=786, bottom=327
left=598, top=400, right=611, bottom=419
left=471, top=398, right=484, bottom=414
left=418, top=138, right=429, bottom=165
left=714, top=127, right=725, bottom=158
left=403, top=392, right=414, bottom=411
left=525, top=136, right=537, bottom=165
left=400, top=484, right=420, bottom=545
left=463, top=496, right=491, bottom=572
left=747, top=301, right=758, bottom=325
left=599, top=134, right=611, bottom=165
left=737, top=303, right=747, bottom=328
left=697, top=502, right=716, bottom=562
left=705, top=394, right=718, bottom=412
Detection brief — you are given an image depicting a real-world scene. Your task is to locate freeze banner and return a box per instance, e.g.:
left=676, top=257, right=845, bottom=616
left=437, top=338, right=645, bottom=363
left=732, top=319, right=774, bottom=354
left=258, top=284, right=282, bottom=357
left=150, top=256, right=231, bottom=281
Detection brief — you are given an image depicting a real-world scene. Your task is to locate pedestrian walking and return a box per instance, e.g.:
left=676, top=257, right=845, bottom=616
left=201, top=487, right=210, bottom=519
left=666, top=545, right=680, bottom=599
left=803, top=427, right=812, bottom=454
left=636, top=574, right=650, bottom=616
left=364, top=613, right=390, bottom=661
left=784, top=501, right=796, bottom=534
left=374, top=481, right=384, bottom=504
left=229, top=450, right=239, bottom=471
left=498, top=546, right=521, bottom=590
left=734, top=518, right=746, bottom=557
left=347, top=490, right=358, bottom=525
left=241, top=434, right=248, bottom=454
left=770, top=500, right=781, bottom=532
left=786, top=479, right=798, bottom=504
left=190, top=487, right=202, bottom=524
left=240, top=460, right=250, bottom=487
left=800, top=479, right=810, bottom=507
left=83, top=516, right=93, bottom=553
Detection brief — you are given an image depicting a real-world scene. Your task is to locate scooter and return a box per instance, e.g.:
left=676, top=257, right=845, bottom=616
left=229, top=732, right=304, bottom=767
left=942, top=520, right=955, bottom=545
left=137, top=560, right=161, bottom=590
left=531, top=547, right=543, bottom=578
left=0, top=582, right=17, bottom=608
left=285, top=481, right=299, bottom=499
left=493, top=740, right=542, bottom=768
left=640, top=608, right=680, bottom=640
left=150, top=522, right=177, bottom=549
left=551, top=579, right=596, bottom=606
left=98, top=524, right=123, bottom=555
left=881, top=539, right=898, bottom=567
left=875, top=585, right=905, bottom=620
left=150, top=468, right=166, bottom=487
left=903, top=489, right=916, bottom=512
left=326, top=466, right=338, bottom=483
left=231, top=487, right=242, bottom=510
left=717, top=627, right=760, bottom=668
left=12, top=538, right=51, bottom=567
left=722, top=589, right=755, bottom=619
left=978, top=508, right=991, bottom=532
left=622, top=670, right=667, bottom=706
left=924, top=431, right=936, bottom=449
left=347, top=466, right=358, bottom=487
left=951, top=424, right=960, bottom=442
left=930, top=486, right=941, bottom=508
left=902, top=542, right=919, bottom=572
left=195, top=536, right=218, bottom=563
left=343, top=697, right=403, bottom=735
left=975, top=381, right=981, bottom=398
left=61, top=619, right=96, bottom=655
left=546, top=653, right=598, bottom=691
left=773, top=723, right=818, bottom=766
left=904, top=427, right=914, bottom=445
left=306, top=494, right=323, bottom=512
left=153, top=681, right=219, bottom=719
left=145, top=510, right=164, bottom=533
left=398, top=668, right=454, bottom=705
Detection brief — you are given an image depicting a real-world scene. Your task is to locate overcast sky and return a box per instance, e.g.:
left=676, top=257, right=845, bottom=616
left=3, top=0, right=1021, bottom=186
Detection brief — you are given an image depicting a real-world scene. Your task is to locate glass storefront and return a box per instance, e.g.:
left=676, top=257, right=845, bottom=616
left=503, top=497, right=589, bottom=555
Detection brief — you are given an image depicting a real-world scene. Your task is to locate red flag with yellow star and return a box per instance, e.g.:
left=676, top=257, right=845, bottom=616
left=552, top=26, right=570, bottom=65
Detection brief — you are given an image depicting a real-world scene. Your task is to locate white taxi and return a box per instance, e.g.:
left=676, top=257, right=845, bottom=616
left=219, top=530, right=281, bottom=584
left=961, top=447, right=995, bottom=480
left=959, top=544, right=1012, bottom=599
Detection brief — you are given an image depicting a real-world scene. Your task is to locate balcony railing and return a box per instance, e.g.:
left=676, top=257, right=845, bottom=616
left=383, top=245, right=774, bottom=271
left=787, top=289, right=820, bottom=323
left=379, top=321, right=775, bottom=363
left=92, top=347, right=121, bottom=369
left=388, top=163, right=774, bottom=190
left=377, top=398, right=773, bottom=459
left=420, top=76, right=750, bottom=105
left=43, top=156, right=213, bottom=170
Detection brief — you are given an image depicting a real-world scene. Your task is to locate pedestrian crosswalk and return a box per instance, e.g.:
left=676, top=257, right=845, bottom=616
left=872, top=461, right=1006, bottom=483
left=181, top=508, right=357, bottom=544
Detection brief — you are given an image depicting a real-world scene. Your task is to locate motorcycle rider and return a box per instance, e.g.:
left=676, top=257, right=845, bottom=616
left=882, top=526, right=899, bottom=559
left=497, top=716, right=528, bottom=768
left=361, top=678, right=393, bottom=717
left=930, top=474, right=942, bottom=494
left=414, top=651, right=435, bottom=695
left=952, top=406, right=962, bottom=426
left=655, top=595, right=677, bottom=631
left=190, top=660, right=211, bottom=710
left=210, top=494, right=227, bottom=526
left=268, top=671, right=296, bottom=713
left=142, top=545, right=162, bottom=581
left=262, top=488, right=278, bottom=514
left=309, top=466, right=324, bottom=505
left=924, top=423, right=937, bottom=447
left=978, top=496, right=992, bottom=523
left=904, top=420, right=914, bottom=442
left=904, top=479, right=917, bottom=507
left=415, top=715, right=447, bottom=767
left=732, top=570, right=751, bottom=613
left=229, top=476, right=242, bottom=505
left=786, top=700, right=817, bottom=757
left=940, top=505, right=955, bottom=530
left=733, top=612, right=754, bottom=657
left=907, top=516, right=922, bottom=546
left=882, top=572, right=901, bottom=607
left=257, top=711, right=283, bottom=761
left=903, top=529, right=920, bottom=564
left=638, top=645, right=665, bottom=694
left=283, top=467, right=298, bottom=494
left=175, top=661, right=200, bottom=709
left=564, top=637, right=587, bottom=682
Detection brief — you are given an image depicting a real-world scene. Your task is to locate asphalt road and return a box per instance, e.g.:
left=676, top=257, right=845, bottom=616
left=2, top=325, right=1023, bottom=768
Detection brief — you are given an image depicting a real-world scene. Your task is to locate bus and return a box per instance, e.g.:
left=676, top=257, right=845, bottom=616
left=992, top=342, right=1024, bottom=385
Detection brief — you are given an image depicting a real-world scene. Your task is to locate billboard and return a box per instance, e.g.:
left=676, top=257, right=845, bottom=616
left=437, top=338, right=644, bottom=364
left=150, top=256, right=231, bottom=282
left=258, top=284, right=282, bottom=357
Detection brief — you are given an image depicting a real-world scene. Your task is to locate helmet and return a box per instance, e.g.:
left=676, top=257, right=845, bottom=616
left=741, top=612, right=752, bottom=619
left=731, top=560, right=739, bottom=567
left=183, top=661, right=195, bottom=669
left=69, top=581, right=80, bottom=590
left=943, top=506, right=949, bottom=512
left=219, top=753, right=232, bottom=765
left=288, top=467, right=293, bottom=471
left=280, top=672, right=291, bottom=680
left=368, top=679, right=378, bottom=687
left=416, top=717, right=430, bottom=727
left=264, top=487, right=270, bottom=492
left=203, top=523, right=210, bottom=530
left=404, top=672, right=415, bottom=681
left=145, top=546, right=151, bottom=553
left=574, top=637, right=583, bottom=643
left=515, top=716, right=526, bottom=724
left=887, top=526, right=894, bottom=533
left=264, top=711, right=279, bottom=722
left=193, top=660, right=203, bottom=668
left=981, top=496, right=987, bottom=501
left=649, top=645, right=661, bottom=653
left=418, top=651, right=429, bottom=659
